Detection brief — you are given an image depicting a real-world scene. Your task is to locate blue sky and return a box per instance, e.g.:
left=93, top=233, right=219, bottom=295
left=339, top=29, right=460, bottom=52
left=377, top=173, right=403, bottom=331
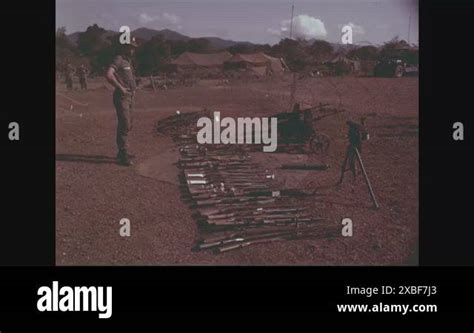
left=56, top=0, right=418, bottom=45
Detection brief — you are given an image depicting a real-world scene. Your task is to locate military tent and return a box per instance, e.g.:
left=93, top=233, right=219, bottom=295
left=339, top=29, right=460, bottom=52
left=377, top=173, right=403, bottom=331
left=169, top=51, right=232, bottom=70
left=326, top=55, right=361, bottom=75
left=224, top=53, right=286, bottom=75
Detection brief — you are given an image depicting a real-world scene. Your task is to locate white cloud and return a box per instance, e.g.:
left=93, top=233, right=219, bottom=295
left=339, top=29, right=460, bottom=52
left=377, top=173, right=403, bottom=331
left=138, top=12, right=182, bottom=29
left=266, top=28, right=281, bottom=36
left=269, top=14, right=327, bottom=40
left=162, top=12, right=180, bottom=25
left=139, top=13, right=154, bottom=25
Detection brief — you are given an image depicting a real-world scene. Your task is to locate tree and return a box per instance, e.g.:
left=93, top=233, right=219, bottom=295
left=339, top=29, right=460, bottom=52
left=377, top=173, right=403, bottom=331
left=135, top=35, right=171, bottom=75
left=82, top=31, right=123, bottom=74
left=56, top=27, right=76, bottom=51
left=187, top=38, right=212, bottom=53
left=56, top=27, right=78, bottom=70
left=348, top=45, right=378, bottom=61
left=77, top=24, right=109, bottom=56
left=228, top=43, right=256, bottom=54
left=168, top=39, right=188, bottom=57
left=270, top=38, right=311, bottom=71
left=379, top=37, right=417, bottom=64
left=255, top=43, right=272, bottom=54
left=308, top=40, right=334, bottom=63
left=383, top=36, right=411, bottom=50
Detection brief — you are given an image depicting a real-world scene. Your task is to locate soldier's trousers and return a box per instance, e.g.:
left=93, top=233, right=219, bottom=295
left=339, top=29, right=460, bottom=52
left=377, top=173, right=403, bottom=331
left=339, top=143, right=362, bottom=183
left=113, top=89, right=134, bottom=155
left=66, top=77, right=73, bottom=90
left=79, top=78, right=87, bottom=90
left=347, top=144, right=362, bottom=177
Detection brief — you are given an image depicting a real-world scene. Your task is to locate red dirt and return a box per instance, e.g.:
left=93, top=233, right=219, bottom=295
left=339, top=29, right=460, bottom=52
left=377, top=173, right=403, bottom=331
left=56, top=76, right=418, bottom=265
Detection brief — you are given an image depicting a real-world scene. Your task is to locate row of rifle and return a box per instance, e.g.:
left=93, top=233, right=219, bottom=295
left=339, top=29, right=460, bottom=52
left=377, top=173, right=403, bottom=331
left=175, top=139, right=337, bottom=253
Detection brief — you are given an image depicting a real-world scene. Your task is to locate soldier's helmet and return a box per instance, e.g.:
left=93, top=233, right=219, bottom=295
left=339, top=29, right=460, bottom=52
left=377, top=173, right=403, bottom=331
left=130, top=36, right=139, bottom=47
left=122, top=36, right=139, bottom=48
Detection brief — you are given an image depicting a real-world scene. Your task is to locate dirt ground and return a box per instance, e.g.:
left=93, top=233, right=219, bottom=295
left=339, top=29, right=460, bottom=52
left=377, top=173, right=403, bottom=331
left=56, top=75, right=418, bottom=265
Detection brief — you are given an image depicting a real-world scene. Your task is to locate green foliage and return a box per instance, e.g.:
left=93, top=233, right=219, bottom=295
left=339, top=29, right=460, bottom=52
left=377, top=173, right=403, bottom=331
left=77, top=24, right=110, bottom=56
left=168, top=39, right=188, bottom=57
left=187, top=38, right=212, bottom=53
left=308, top=40, right=334, bottom=63
left=379, top=37, right=418, bottom=64
left=56, top=27, right=78, bottom=70
left=135, top=35, right=171, bottom=75
left=55, top=23, right=419, bottom=77
left=348, top=45, right=378, bottom=61
left=270, top=38, right=311, bottom=71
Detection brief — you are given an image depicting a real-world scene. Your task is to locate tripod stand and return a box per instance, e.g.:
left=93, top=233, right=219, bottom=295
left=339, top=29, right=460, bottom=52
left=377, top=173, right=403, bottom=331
left=338, top=144, right=379, bottom=210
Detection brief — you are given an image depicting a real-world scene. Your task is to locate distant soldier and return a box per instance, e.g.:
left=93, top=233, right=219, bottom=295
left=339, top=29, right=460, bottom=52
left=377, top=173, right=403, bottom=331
left=105, top=37, right=138, bottom=166
left=77, top=64, right=89, bottom=90
left=338, top=118, right=368, bottom=183
left=65, top=63, right=75, bottom=90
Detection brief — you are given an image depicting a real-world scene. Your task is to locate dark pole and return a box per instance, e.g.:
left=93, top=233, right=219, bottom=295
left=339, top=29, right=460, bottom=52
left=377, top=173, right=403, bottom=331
left=290, top=5, right=294, bottom=39
left=354, top=147, right=379, bottom=209
left=408, top=14, right=411, bottom=44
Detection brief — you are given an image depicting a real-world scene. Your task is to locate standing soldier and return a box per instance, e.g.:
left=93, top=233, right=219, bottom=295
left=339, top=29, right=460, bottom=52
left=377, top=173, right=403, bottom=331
left=337, top=118, right=368, bottom=184
left=65, top=62, right=75, bottom=91
left=77, top=64, right=89, bottom=90
left=105, top=38, right=138, bottom=166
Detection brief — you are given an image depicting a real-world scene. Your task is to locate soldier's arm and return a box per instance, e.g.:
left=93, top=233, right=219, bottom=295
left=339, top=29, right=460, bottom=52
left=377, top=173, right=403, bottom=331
left=105, top=67, right=128, bottom=94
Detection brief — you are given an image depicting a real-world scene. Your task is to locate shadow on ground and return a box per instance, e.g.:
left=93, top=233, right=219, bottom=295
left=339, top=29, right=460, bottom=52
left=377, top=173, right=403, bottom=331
left=56, top=154, right=116, bottom=164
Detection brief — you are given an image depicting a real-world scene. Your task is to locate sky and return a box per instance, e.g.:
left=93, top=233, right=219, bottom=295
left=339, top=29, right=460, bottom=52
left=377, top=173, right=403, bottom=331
left=56, top=0, right=418, bottom=45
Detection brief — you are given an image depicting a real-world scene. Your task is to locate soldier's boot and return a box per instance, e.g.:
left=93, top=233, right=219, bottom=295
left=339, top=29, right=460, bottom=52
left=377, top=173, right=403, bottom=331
left=117, top=151, right=134, bottom=166
left=117, top=151, right=135, bottom=159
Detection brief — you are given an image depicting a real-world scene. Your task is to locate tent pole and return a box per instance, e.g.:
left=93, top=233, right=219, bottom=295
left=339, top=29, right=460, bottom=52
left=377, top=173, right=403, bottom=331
left=290, top=5, right=294, bottom=39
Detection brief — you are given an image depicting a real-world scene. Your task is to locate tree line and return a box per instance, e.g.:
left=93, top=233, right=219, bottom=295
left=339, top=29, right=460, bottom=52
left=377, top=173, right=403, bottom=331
left=56, top=24, right=418, bottom=76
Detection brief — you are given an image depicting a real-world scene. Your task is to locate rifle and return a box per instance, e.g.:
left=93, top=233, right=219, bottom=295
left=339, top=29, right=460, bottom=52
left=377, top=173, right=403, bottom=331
left=215, top=224, right=333, bottom=253
left=206, top=216, right=317, bottom=227
left=197, top=205, right=305, bottom=218
left=203, top=207, right=307, bottom=220
left=195, top=196, right=276, bottom=207
left=200, top=222, right=321, bottom=245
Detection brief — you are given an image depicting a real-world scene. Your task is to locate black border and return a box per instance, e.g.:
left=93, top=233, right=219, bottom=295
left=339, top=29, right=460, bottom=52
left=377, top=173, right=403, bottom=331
left=419, top=0, right=474, bottom=265
left=1, top=0, right=474, bottom=267
left=0, top=2, right=55, bottom=265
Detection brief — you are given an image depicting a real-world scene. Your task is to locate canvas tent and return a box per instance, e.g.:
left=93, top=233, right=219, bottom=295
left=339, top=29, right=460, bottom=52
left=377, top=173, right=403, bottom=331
left=169, top=51, right=232, bottom=70
left=224, top=53, right=287, bottom=75
left=326, top=55, right=361, bottom=75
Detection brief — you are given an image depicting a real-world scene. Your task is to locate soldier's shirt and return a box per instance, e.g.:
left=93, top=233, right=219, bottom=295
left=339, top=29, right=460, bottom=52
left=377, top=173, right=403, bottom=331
left=66, top=65, right=75, bottom=77
left=348, top=124, right=363, bottom=147
left=109, top=55, right=136, bottom=93
left=77, top=67, right=88, bottom=79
